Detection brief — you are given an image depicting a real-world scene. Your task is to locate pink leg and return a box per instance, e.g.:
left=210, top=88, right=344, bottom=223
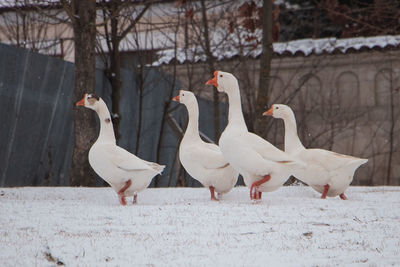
left=339, top=193, right=347, bottom=200
left=252, top=188, right=257, bottom=200
left=252, top=190, right=262, bottom=200
left=119, top=196, right=127, bottom=206
left=118, top=179, right=132, bottom=206
left=209, top=186, right=219, bottom=201
left=250, top=175, right=271, bottom=200
left=321, top=184, right=329, bottom=199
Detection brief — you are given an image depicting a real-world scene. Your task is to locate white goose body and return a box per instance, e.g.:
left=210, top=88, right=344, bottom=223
left=206, top=71, right=305, bottom=199
left=219, top=125, right=294, bottom=193
left=174, top=90, right=238, bottom=199
left=264, top=104, right=368, bottom=198
left=88, top=144, right=163, bottom=197
left=77, top=94, right=164, bottom=204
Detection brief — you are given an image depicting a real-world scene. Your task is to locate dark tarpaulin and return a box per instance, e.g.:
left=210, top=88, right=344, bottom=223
left=0, top=43, right=228, bottom=187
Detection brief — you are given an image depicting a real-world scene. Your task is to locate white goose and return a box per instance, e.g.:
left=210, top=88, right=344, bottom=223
left=173, top=90, right=238, bottom=200
left=263, top=104, right=368, bottom=199
left=206, top=71, right=305, bottom=200
left=76, top=93, right=165, bottom=205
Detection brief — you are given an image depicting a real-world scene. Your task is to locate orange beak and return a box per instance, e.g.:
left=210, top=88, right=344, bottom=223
left=172, top=95, right=180, bottom=102
left=263, top=107, right=274, bottom=116
left=205, top=71, right=219, bottom=87
left=76, top=94, right=86, bottom=106
left=172, top=90, right=181, bottom=102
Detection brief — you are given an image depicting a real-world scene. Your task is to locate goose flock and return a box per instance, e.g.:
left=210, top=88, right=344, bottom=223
left=76, top=71, right=368, bottom=205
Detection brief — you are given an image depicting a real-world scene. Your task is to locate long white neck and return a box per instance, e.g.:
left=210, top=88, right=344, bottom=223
left=225, top=82, right=248, bottom=131
left=281, top=109, right=305, bottom=153
left=183, top=100, right=202, bottom=142
left=95, top=100, right=116, bottom=144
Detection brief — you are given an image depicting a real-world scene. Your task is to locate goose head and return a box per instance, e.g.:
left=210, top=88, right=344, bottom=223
left=206, top=71, right=238, bottom=93
left=76, top=93, right=101, bottom=111
left=172, top=90, right=196, bottom=106
left=263, top=104, right=291, bottom=119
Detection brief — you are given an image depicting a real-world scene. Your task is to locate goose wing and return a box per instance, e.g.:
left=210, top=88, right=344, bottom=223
left=306, top=148, right=365, bottom=172
left=244, top=132, right=299, bottom=163
left=182, top=143, right=230, bottom=170
left=104, top=144, right=153, bottom=171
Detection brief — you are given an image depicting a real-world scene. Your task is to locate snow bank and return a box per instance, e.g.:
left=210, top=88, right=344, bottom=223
left=0, top=186, right=399, bottom=266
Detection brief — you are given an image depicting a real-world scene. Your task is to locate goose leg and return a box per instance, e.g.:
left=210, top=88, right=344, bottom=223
left=250, top=175, right=271, bottom=200
left=119, top=196, right=127, bottom=205
left=252, top=190, right=262, bottom=200
left=321, top=184, right=329, bottom=199
left=339, top=193, right=347, bottom=200
left=252, top=189, right=258, bottom=200
left=209, top=186, right=219, bottom=201
left=118, top=179, right=132, bottom=206
left=133, top=193, right=138, bottom=204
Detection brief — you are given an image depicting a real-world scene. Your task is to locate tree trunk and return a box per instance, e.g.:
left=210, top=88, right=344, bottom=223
left=200, top=0, right=219, bottom=141
left=135, top=65, right=144, bottom=155
left=386, top=70, right=394, bottom=185
left=70, top=0, right=97, bottom=186
left=254, top=0, right=273, bottom=136
left=101, top=0, right=149, bottom=143
left=110, top=6, right=122, bottom=142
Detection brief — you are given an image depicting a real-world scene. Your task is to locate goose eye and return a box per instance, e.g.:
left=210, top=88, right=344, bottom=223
left=276, top=107, right=279, bottom=109
left=182, top=93, right=185, bottom=96
left=220, top=75, right=223, bottom=77
left=87, top=94, right=99, bottom=101
left=86, top=94, right=99, bottom=102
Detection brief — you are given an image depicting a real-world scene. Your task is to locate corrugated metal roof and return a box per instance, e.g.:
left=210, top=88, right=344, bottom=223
left=151, top=35, right=400, bottom=66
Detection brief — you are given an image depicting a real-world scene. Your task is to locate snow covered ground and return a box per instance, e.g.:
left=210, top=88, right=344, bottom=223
left=0, top=186, right=399, bottom=266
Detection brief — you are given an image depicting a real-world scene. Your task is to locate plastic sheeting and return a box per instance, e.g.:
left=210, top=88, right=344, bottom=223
left=0, top=43, right=227, bottom=187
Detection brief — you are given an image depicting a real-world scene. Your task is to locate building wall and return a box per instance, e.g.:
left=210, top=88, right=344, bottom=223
left=0, top=2, right=181, bottom=62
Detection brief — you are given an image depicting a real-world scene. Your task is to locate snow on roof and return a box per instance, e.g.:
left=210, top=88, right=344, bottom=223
left=1, top=38, right=63, bottom=55
left=96, top=31, right=175, bottom=53
left=236, top=0, right=300, bottom=10
left=0, top=0, right=144, bottom=6
left=151, top=35, right=400, bottom=66
left=0, top=0, right=59, bottom=7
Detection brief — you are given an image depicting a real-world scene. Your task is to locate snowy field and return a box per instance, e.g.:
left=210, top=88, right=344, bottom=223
left=0, top=186, right=399, bottom=266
